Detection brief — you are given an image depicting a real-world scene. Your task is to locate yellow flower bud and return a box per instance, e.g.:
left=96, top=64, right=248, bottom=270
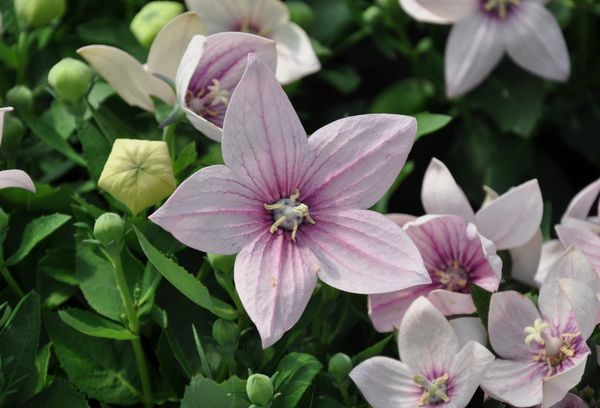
left=98, top=139, right=176, bottom=215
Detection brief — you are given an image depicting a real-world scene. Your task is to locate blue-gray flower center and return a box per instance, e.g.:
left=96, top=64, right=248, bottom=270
left=414, top=374, right=450, bottom=406
left=264, top=190, right=315, bottom=241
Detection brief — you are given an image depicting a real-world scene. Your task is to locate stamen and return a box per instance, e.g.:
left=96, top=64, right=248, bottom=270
left=270, top=216, right=287, bottom=234
left=265, top=190, right=315, bottom=240
left=207, top=79, right=230, bottom=107
left=290, top=189, right=300, bottom=203
left=264, top=203, right=284, bottom=211
left=414, top=373, right=450, bottom=406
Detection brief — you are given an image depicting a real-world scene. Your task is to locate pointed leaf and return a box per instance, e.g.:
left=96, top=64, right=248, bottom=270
left=58, top=309, right=137, bottom=340
left=272, top=353, right=323, bottom=408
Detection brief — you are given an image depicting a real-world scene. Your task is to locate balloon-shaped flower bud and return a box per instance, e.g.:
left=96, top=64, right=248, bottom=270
left=94, top=212, right=125, bottom=248
left=5, top=86, right=33, bottom=112
left=2, top=115, right=25, bottom=150
left=212, top=319, right=240, bottom=354
left=98, top=139, right=176, bottom=216
left=48, top=58, right=94, bottom=104
left=246, top=374, right=273, bottom=407
left=130, top=1, right=184, bottom=49
left=328, top=353, right=353, bottom=382
left=14, top=0, right=66, bottom=28
left=287, top=1, right=314, bottom=28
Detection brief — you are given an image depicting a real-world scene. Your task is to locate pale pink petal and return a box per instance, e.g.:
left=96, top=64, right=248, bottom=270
left=368, top=286, right=430, bottom=332
left=488, top=291, right=541, bottom=360
left=562, top=178, right=600, bottom=222
left=510, top=230, right=543, bottom=287
left=146, top=12, right=207, bottom=81
left=222, top=54, right=308, bottom=203
left=300, top=114, right=416, bottom=211
left=234, top=230, right=318, bottom=348
left=387, top=213, right=417, bottom=227
left=446, top=341, right=495, bottom=408
left=77, top=45, right=174, bottom=111
left=398, top=297, right=460, bottom=375
left=535, top=239, right=566, bottom=286
left=427, top=289, right=475, bottom=316
left=481, top=359, right=544, bottom=407
left=505, top=2, right=570, bottom=82
left=480, top=185, right=499, bottom=209
left=445, top=15, right=505, bottom=98
left=149, top=165, right=268, bottom=254
left=475, top=179, right=544, bottom=250
left=450, top=317, right=487, bottom=347
left=399, top=0, right=451, bottom=24
left=271, top=22, right=320, bottom=84
left=349, top=357, right=421, bottom=408
left=556, top=225, right=600, bottom=271
left=0, top=106, right=13, bottom=146
left=304, top=209, right=429, bottom=294
left=545, top=247, right=600, bottom=294
left=414, top=0, right=477, bottom=22
left=421, top=158, right=474, bottom=220
left=0, top=170, right=35, bottom=192
left=543, top=356, right=588, bottom=408
left=551, top=393, right=590, bottom=408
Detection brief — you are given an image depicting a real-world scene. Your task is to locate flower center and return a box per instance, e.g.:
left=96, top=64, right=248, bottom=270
left=414, top=373, right=450, bottom=406
left=482, top=0, right=520, bottom=18
left=524, top=318, right=580, bottom=376
left=186, top=79, right=230, bottom=119
left=264, top=190, right=315, bottom=241
left=435, top=261, right=470, bottom=293
left=236, top=18, right=271, bottom=37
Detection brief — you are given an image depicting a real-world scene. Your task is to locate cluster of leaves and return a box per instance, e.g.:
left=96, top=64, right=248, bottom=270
left=0, top=0, right=599, bottom=407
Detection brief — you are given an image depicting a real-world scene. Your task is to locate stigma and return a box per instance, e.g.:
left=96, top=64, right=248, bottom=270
left=414, top=373, right=450, bottom=406
left=264, top=190, right=315, bottom=241
left=483, top=0, right=520, bottom=18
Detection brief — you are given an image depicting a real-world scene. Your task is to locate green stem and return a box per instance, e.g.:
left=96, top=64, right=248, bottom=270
left=111, top=251, right=154, bottom=408
left=162, top=124, right=177, bottom=161
left=16, top=31, right=29, bottom=84
left=1, top=267, right=24, bottom=298
left=335, top=380, right=353, bottom=407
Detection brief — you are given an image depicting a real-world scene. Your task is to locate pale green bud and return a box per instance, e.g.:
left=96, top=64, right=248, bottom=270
left=328, top=353, right=353, bottom=382
left=246, top=374, right=273, bottom=407
left=14, top=0, right=66, bottom=28
left=2, top=115, right=25, bottom=150
left=130, top=1, right=184, bottom=49
left=48, top=58, right=94, bottom=104
left=93, top=213, right=125, bottom=248
left=5, top=86, right=33, bottom=112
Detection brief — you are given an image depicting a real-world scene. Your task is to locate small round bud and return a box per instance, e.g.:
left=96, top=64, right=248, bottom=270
left=2, top=115, right=25, bottom=150
left=287, top=1, right=314, bottom=28
left=212, top=319, right=240, bottom=353
left=328, top=353, right=353, bottom=382
left=246, top=374, right=273, bottom=407
left=130, top=1, right=184, bottom=48
left=14, top=0, right=66, bottom=28
left=6, top=86, right=33, bottom=112
left=362, top=6, right=383, bottom=26
left=48, top=58, right=94, bottom=104
left=93, top=213, right=125, bottom=248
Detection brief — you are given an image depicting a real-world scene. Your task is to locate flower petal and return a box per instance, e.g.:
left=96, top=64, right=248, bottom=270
left=556, top=224, right=600, bottom=271
left=222, top=54, right=308, bottom=203
left=475, top=179, right=544, bottom=250
left=146, top=12, right=207, bottom=81
left=421, top=158, right=474, bottom=221
left=78, top=45, right=174, bottom=111
left=414, top=0, right=477, bottom=22
left=445, top=15, right=505, bottom=98
left=447, top=341, right=495, bottom=408
left=450, top=317, right=487, bottom=347
left=300, top=114, right=417, bottom=211
left=562, top=178, right=600, bottom=222
left=234, top=230, right=318, bottom=348
left=0, top=106, right=13, bottom=146
left=543, top=355, right=588, bottom=408
left=551, top=393, right=590, bottom=408
left=505, top=2, right=570, bottom=82
left=368, top=286, right=431, bottom=333
left=399, top=0, right=452, bottom=24
left=427, top=289, right=476, bottom=316
left=510, top=230, right=543, bottom=287
left=481, top=359, right=544, bottom=407
left=0, top=170, right=35, bottom=192
left=149, top=165, right=268, bottom=254
left=488, top=291, right=541, bottom=360
left=349, top=357, right=421, bottom=408
left=387, top=213, right=417, bottom=227
left=536, top=239, right=566, bottom=286
left=271, top=22, right=320, bottom=84
left=304, top=209, right=430, bottom=294
left=544, top=247, right=600, bottom=294
left=398, top=297, right=460, bottom=376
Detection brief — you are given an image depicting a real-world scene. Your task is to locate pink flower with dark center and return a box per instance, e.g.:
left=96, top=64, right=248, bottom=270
left=369, top=215, right=502, bottom=332
left=150, top=55, right=430, bottom=348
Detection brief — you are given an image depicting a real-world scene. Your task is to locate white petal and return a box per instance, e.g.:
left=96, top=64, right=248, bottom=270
left=271, top=22, right=320, bottom=84
left=0, top=170, right=35, bottom=192
left=535, top=239, right=566, bottom=286
left=543, top=357, right=588, bottom=408
left=481, top=359, right=544, bottom=407
left=510, top=230, right=543, bottom=287
left=447, top=341, right=495, bottom=408
left=414, top=0, right=477, bottom=22
left=562, top=178, right=600, bottom=222
left=399, top=0, right=451, bottom=24
left=450, top=317, right=487, bottom=347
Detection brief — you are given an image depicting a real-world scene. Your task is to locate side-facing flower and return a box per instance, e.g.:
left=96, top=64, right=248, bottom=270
left=79, top=12, right=206, bottom=112
left=481, top=280, right=598, bottom=407
left=186, top=0, right=320, bottom=84
left=176, top=32, right=277, bottom=141
left=399, top=0, right=570, bottom=97
left=351, top=297, right=494, bottom=408
left=0, top=107, right=35, bottom=192
left=369, top=214, right=502, bottom=332
left=150, top=55, right=430, bottom=348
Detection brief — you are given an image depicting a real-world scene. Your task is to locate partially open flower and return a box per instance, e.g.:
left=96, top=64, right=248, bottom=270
left=98, top=139, right=176, bottom=215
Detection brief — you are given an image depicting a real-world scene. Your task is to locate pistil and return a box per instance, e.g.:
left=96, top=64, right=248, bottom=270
left=435, top=261, right=469, bottom=293
left=414, top=373, right=450, bottom=406
left=265, top=190, right=315, bottom=241
left=483, top=0, right=520, bottom=18
left=524, top=319, right=580, bottom=376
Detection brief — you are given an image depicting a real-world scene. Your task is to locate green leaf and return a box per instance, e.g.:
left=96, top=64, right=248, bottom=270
left=76, top=122, right=113, bottom=183
left=58, top=309, right=137, bottom=340
left=24, top=379, right=88, bottom=408
left=6, top=214, right=71, bottom=266
left=471, top=284, right=493, bottom=329
left=34, top=343, right=51, bottom=393
left=181, top=375, right=249, bottom=408
left=319, top=66, right=361, bottom=95
left=415, top=112, right=452, bottom=139
left=0, top=292, right=40, bottom=406
left=272, top=353, right=323, bottom=408
left=352, top=334, right=394, bottom=366
left=174, top=142, right=198, bottom=176
left=370, top=79, right=434, bottom=115
left=134, top=227, right=238, bottom=320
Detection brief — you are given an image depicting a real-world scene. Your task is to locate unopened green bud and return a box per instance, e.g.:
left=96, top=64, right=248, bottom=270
left=2, top=115, right=25, bottom=150
left=362, top=6, right=383, bottom=26
left=287, top=1, right=314, bottom=28
left=93, top=213, right=125, bottom=248
left=6, top=86, right=33, bottom=111
left=0, top=208, right=9, bottom=244
left=130, top=1, right=184, bottom=48
left=212, top=319, right=240, bottom=353
left=48, top=58, right=94, bottom=104
left=14, top=0, right=66, bottom=28
left=328, top=353, right=352, bottom=382
left=246, top=374, right=273, bottom=406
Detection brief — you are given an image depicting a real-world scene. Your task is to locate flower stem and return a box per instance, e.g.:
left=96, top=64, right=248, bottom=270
left=16, top=31, right=29, bottom=84
left=162, top=124, right=177, bottom=161
left=1, top=267, right=24, bottom=298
